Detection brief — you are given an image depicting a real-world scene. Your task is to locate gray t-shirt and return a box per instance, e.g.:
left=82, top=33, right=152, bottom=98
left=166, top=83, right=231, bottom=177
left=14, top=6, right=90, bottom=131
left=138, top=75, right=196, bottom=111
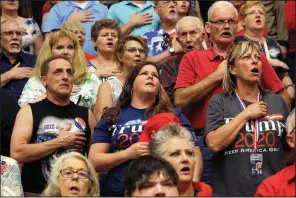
left=204, top=92, right=289, bottom=196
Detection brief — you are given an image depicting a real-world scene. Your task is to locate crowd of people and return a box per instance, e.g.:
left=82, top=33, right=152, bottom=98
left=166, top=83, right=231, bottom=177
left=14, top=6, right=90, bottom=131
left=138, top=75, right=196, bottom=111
left=1, top=0, right=295, bottom=197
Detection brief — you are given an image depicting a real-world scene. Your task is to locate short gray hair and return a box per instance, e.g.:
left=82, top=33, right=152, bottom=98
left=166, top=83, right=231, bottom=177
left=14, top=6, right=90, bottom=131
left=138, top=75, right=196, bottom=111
left=42, top=152, right=99, bottom=196
left=149, top=123, right=195, bottom=157
left=176, top=16, right=204, bottom=35
left=208, top=1, right=238, bottom=21
left=286, top=108, right=295, bottom=135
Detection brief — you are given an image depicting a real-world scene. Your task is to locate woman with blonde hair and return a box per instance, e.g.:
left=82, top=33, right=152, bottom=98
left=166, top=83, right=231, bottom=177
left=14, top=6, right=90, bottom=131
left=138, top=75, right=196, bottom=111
left=18, top=28, right=100, bottom=110
left=61, top=20, right=96, bottom=61
left=235, top=1, right=295, bottom=100
left=94, top=35, right=148, bottom=122
left=205, top=41, right=290, bottom=196
left=42, top=152, right=99, bottom=196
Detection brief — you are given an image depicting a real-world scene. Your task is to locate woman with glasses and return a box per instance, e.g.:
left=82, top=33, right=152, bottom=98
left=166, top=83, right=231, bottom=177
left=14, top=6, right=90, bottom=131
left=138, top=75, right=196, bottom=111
left=0, top=0, right=43, bottom=55
left=94, top=35, right=147, bottom=122
left=89, top=62, right=198, bottom=196
left=42, top=152, right=99, bottom=196
left=205, top=41, right=290, bottom=196
left=18, top=28, right=100, bottom=110
left=235, top=1, right=295, bottom=101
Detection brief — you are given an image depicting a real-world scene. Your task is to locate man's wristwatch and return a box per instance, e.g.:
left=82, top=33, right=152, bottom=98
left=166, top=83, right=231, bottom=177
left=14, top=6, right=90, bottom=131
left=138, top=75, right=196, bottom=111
left=168, top=47, right=175, bottom=55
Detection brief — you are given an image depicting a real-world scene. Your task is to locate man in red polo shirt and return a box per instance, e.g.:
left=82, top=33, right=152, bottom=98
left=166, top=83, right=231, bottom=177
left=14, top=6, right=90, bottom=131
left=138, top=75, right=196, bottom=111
left=174, top=1, right=291, bottom=184
left=255, top=108, right=295, bottom=197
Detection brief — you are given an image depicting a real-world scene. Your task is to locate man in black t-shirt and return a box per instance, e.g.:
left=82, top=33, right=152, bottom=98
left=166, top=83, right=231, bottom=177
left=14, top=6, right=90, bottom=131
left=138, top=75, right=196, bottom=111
left=10, top=56, right=96, bottom=195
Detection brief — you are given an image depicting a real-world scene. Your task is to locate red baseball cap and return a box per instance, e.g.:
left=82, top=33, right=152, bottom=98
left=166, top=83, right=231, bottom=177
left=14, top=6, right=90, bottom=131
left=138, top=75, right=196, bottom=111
left=139, top=113, right=181, bottom=142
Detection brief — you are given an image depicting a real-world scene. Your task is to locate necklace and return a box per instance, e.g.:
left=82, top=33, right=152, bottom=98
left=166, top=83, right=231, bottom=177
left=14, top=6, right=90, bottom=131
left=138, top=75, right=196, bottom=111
left=1, top=13, right=18, bottom=20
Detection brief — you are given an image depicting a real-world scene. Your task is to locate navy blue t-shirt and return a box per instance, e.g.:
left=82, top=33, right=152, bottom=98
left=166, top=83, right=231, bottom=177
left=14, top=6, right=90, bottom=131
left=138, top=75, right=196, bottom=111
left=0, top=51, right=36, bottom=102
left=91, top=105, right=197, bottom=196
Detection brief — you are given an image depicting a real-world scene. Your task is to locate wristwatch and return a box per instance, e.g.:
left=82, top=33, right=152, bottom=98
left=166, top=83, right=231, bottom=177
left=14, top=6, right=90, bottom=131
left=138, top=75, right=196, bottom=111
left=168, top=47, right=175, bottom=56
left=286, top=84, right=295, bottom=89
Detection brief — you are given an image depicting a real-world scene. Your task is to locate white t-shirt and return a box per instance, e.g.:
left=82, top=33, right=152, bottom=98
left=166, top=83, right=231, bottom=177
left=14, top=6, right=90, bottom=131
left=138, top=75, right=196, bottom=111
left=133, top=3, right=145, bottom=9
left=75, top=2, right=89, bottom=9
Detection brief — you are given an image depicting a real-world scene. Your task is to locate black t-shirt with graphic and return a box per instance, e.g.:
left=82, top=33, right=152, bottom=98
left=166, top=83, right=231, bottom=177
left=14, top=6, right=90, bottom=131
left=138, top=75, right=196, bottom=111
left=204, top=92, right=289, bottom=196
left=21, top=98, right=90, bottom=193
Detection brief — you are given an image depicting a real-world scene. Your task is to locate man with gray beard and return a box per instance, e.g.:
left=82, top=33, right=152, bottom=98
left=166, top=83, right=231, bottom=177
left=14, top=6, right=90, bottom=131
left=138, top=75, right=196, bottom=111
left=0, top=20, right=35, bottom=102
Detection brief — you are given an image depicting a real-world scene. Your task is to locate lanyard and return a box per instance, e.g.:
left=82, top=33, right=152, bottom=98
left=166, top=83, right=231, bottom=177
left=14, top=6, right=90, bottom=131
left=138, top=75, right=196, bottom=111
left=235, top=90, right=261, bottom=149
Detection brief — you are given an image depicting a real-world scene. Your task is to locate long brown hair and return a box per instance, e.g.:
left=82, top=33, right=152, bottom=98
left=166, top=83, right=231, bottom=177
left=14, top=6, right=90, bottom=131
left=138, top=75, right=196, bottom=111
left=103, top=61, right=175, bottom=124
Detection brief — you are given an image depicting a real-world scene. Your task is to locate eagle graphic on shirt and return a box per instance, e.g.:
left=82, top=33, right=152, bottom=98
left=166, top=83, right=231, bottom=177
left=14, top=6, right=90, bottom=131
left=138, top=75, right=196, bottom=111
left=35, top=116, right=85, bottom=181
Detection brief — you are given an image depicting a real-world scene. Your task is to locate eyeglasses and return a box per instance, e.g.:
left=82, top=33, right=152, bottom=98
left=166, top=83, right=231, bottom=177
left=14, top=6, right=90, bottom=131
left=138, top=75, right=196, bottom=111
left=60, top=169, right=90, bottom=179
left=0, top=31, right=22, bottom=37
left=124, top=47, right=145, bottom=54
left=161, top=33, right=171, bottom=49
left=209, top=19, right=238, bottom=27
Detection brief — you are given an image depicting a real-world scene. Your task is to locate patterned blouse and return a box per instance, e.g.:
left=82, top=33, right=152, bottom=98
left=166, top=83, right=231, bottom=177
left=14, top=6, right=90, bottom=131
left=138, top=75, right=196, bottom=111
left=18, top=72, right=101, bottom=109
left=86, top=60, right=109, bottom=82
left=1, top=156, right=23, bottom=196
left=21, top=18, right=42, bottom=55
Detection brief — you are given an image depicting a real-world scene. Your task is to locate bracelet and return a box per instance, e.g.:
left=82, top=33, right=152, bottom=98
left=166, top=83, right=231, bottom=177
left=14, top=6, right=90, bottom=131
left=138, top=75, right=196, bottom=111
left=286, top=84, right=295, bottom=89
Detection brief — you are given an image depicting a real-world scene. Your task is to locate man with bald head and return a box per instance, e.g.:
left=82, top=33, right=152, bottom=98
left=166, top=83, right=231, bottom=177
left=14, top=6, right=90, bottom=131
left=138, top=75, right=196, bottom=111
left=174, top=1, right=290, bottom=184
left=0, top=19, right=36, bottom=102
left=160, top=16, right=205, bottom=104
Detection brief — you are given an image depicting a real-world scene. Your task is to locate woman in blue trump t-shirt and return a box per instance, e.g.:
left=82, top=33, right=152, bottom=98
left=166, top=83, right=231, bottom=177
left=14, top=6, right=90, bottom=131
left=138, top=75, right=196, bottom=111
left=89, top=61, right=200, bottom=196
